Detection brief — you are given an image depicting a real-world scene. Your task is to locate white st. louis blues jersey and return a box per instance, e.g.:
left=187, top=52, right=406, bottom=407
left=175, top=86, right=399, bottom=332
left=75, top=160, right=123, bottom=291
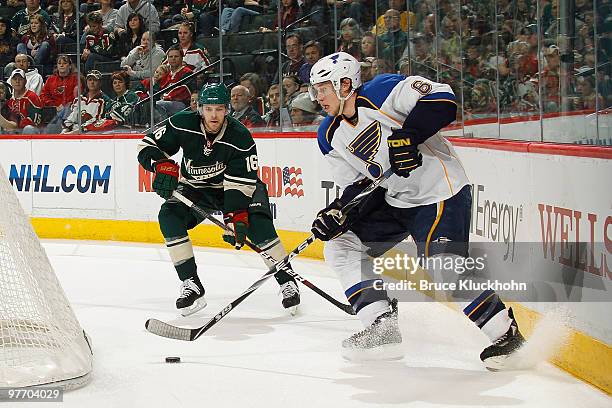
left=317, top=74, right=469, bottom=208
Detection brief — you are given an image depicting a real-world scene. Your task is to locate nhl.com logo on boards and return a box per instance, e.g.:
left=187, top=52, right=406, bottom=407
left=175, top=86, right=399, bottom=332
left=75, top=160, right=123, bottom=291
left=258, top=165, right=304, bottom=198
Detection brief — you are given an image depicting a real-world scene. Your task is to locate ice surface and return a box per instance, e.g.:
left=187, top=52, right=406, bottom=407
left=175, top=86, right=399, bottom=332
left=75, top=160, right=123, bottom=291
left=18, top=240, right=609, bottom=408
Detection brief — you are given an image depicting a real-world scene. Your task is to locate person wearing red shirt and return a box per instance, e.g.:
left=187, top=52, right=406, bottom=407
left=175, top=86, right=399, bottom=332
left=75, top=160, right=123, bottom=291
left=155, top=45, right=193, bottom=120
left=0, top=68, right=42, bottom=134
left=41, top=54, right=81, bottom=133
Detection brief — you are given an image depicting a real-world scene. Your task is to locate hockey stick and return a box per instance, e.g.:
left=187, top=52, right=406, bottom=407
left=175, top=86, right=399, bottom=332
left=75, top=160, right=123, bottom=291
left=171, top=190, right=355, bottom=315
left=145, top=168, right=393, bottom=341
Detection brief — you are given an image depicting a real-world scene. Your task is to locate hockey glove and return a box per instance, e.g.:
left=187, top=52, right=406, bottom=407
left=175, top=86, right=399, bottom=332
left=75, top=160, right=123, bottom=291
left=387, top=128, right=423, bottom=178
left=223, top=210, right=249, bottom=249
left=311, top=199, right=350, bottom=241
left=152, top=159, right=179, bottom=199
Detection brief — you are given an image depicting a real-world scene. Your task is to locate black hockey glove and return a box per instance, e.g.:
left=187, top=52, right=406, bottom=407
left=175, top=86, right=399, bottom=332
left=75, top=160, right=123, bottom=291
left=387, top=128, right=423, bottom=178
left=152, top=159, right=179, bottom=199
left=311, top=199, right=350, bottom=241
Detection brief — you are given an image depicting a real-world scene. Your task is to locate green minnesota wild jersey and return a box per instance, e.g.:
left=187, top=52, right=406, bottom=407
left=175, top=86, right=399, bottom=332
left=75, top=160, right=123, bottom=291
left=137, top=111, right=258, bottom=213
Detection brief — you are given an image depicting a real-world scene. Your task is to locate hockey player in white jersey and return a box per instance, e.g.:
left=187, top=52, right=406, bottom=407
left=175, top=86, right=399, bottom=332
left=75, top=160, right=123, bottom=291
left=309, top=52, right=525, bottom=369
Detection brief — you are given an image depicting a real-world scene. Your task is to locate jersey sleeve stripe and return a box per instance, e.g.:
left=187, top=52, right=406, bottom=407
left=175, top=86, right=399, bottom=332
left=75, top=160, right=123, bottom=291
left=420, top=92, right=456, bottom=102
left=215, top=141, right=256, bottom=152
left=224, top=174, right=257, bottom=184
left=224, top=181, right=256, bottom=197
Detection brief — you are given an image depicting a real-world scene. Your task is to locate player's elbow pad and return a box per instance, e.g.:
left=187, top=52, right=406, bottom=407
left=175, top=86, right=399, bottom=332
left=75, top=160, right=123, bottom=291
left=402, top=100, right=457, bottom=145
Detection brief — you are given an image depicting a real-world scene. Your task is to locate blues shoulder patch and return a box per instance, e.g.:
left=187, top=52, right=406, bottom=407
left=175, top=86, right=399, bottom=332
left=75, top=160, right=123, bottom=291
left=357, top=74, right=405, bottom=110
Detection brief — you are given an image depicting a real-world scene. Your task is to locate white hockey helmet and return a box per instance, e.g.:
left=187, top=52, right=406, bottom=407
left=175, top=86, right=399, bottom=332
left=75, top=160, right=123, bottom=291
left=308, top=52, right=362, bottom=106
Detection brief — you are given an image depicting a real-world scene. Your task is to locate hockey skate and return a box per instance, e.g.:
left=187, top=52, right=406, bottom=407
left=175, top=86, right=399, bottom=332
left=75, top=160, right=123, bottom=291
left=480, top=308, right=526, bottom=371
left=279, top=280, right=300, bottom=315
left=342, top=298, right=403, bottom=361
left=176, top=276, right=207, bottom=317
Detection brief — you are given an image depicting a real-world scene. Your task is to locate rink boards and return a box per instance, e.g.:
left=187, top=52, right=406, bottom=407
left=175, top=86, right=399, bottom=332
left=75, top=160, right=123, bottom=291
left=0, top=131, right=610, bottom=394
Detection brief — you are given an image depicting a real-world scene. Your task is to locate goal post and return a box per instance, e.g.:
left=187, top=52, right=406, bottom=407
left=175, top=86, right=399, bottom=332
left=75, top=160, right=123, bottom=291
left=0, top=164, right=93, bottom=389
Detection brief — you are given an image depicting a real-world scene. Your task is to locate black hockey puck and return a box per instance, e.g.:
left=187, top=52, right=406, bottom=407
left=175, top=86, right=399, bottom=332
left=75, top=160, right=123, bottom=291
left=165, top=357, right=181, bottom=363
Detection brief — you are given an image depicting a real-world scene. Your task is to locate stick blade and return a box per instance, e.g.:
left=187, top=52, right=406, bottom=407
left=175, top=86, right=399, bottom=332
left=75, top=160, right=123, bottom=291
left=145, top=318, right=194, bottom=341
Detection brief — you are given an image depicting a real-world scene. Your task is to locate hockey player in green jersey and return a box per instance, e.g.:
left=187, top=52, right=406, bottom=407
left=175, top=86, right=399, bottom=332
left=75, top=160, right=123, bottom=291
left=137, top=83, right=300, bottom=316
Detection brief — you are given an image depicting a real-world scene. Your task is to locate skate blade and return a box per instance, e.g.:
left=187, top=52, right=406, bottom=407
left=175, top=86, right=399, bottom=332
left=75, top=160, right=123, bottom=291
left=179, top=298, right=207, bottom=317
left=287, top=305, right=299, bottom=316
left=482, top=348, right=531, bottom=371
left=342, top=343, right=404, bottom=362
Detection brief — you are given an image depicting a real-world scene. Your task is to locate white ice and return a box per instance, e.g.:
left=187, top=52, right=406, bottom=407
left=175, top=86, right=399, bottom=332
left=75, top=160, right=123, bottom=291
left=25, top=240, right=611, bottom=407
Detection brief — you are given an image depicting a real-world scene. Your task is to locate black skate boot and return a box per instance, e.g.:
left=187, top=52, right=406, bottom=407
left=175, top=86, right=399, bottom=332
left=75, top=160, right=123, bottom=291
left=480, top=307, right=526, bottom=371
left=176, top=276, right=207, bottom=317
left=342, top=298, right=403, bottom=361
left=279, top=280, right=300, bottom=315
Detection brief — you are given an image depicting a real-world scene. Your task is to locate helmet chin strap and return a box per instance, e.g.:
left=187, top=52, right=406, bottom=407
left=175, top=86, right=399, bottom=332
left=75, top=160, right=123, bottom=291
left=336, top=89, right=355, bottom=117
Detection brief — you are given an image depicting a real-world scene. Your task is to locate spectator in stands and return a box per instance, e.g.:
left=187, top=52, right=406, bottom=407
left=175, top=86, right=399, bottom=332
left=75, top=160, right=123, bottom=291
left=371, top=57, right=394, bottom=75
left=121, top=30, right=165, bottom=80
left=11, top=0, right=52, bottom=37
left=190, top=90, right=198, bottom=111
left=98, top=0, right=118, bottom=32
left=230, top=84, right=264, bottom=127
left=17, top=14, right=54, bottom=67
left=289, top=92, right=322, bottom=126
left=373, top=0, right=414, bottom=35
left=574, top=75, right=605, bottom=110
left=379, top=9, right=406, bottom=64
left=9, top=53, right=44, bottom=95
left=106, top=70, right=139, bottom=126
left=116, top=13, right=145, bottom=58
left=0, top=17, right=18, bottom=69
left=134, top=63, right=169, bottom=101
left=41, top=54, right=80, bottom=133
left=52, top=0, right=83, bottom=48
left=275, top=33, right=306, bottom=83
left=541, top=45, right=561, bottom=112
left=240, top=72, right=267, bottom=116
left=82, top=11, right=117, bottom=72
left=298, top=40, right=323, bottom=84
left=327, top=0, right=369, bottom=27
left=282, top=74, right=301, bottom=106
left=262, top=84, right=290, bottom=128
left=179, top=0, right=219, bottom=37
left=360, top=31, right=379, bottom=59
left=260, top=0, right=298, bottom=32
left=62, top=69, right=112, bottom=133
left=161, top=22, right=210, bottom=72
left=114, top=0, right=160, bottom=36
left=0, top=68, right=42, bottom=134
left=0, top=81, right=9, bottom=119
left=360, top=56, right=376, bottom=82
left=220, top=0, right=263, bottom=34
left=155, top=45, right=192, bottom=119
left=337, top=17, right=362, bottom=60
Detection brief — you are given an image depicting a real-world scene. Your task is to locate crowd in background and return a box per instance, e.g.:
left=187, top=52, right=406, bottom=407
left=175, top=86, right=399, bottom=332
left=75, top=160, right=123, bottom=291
left=0, top=0, right=609, bottom=136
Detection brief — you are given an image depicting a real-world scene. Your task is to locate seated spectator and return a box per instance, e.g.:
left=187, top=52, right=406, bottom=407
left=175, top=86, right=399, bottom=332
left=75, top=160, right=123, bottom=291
left=371, top=57, right=394, bottom=76
left=262, top=84, right=290, bottom=128
left=574, top=76, right=605, bottom=110
left=0, top=81, right=9, bottom=119
left=0, top=68, right=42, bottom=134
left=379, top=9, right=407, bottom=64
left=160, top=22, right=210, bottom=72
left=134, top=63, right=170, bottom=101
left=0, top=17, right=19, bottom=69
left=155, top=45, right=193, bottom=119
left=99, top=70, right=140, bottom=128
left=62, top=69, right=113, bottom=133
left=274, top=33, right=306, bottom=83
left=17, top=14, right=55, bottom=67
left=260, top=0, right=298, bottom=32
left=116, top=13, right=145, bottom=58
left=373, top=0, right=415, bottom=35
left=360, top=32, right=381, bottom=59
left=360, top=56, right=376, bottom=83
left=121, top=31, right=165, bottom=80
left=239, top=72, right=267, bottom=116
left=298, top=40, right=323, bottom=86
left=82, top=11, right=118, bottom=72
left=52, top=0, right=83, bottom=47
left=41, top=54, right=80, bottom=133
left=337, top=18, right=362, bottom=60
left=220, top=0, right=263, bottom=34
left=282, top=74, right=301, bottom=106
left=98, top=0, right=118, bottom=32
left=190, top=90, right=198, bottom=111
left=11, top=0, right=52, bottom=37
left=230, top=84, right=264, bottom=127
left=114, top=0, right=160, bottom=36
left=6, top=53, right=44, bottom=95
left=289, top=92, right=322, bottom=126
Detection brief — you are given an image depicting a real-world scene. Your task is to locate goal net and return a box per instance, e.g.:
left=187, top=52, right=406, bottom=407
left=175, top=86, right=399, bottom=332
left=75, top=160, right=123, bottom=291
left=0, top=164, right=92, bottom=389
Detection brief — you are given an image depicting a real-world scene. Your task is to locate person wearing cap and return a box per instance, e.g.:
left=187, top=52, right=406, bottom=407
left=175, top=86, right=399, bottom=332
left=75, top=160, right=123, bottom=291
left=41, top=55, right=82, bottom=133
left=229, top=85, right=264, bottom=128
left=62, top=70, right=113, bottom=133
left=289, top=92, right=322, bottom=127
left=0, top=68, right=42, bottom=134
